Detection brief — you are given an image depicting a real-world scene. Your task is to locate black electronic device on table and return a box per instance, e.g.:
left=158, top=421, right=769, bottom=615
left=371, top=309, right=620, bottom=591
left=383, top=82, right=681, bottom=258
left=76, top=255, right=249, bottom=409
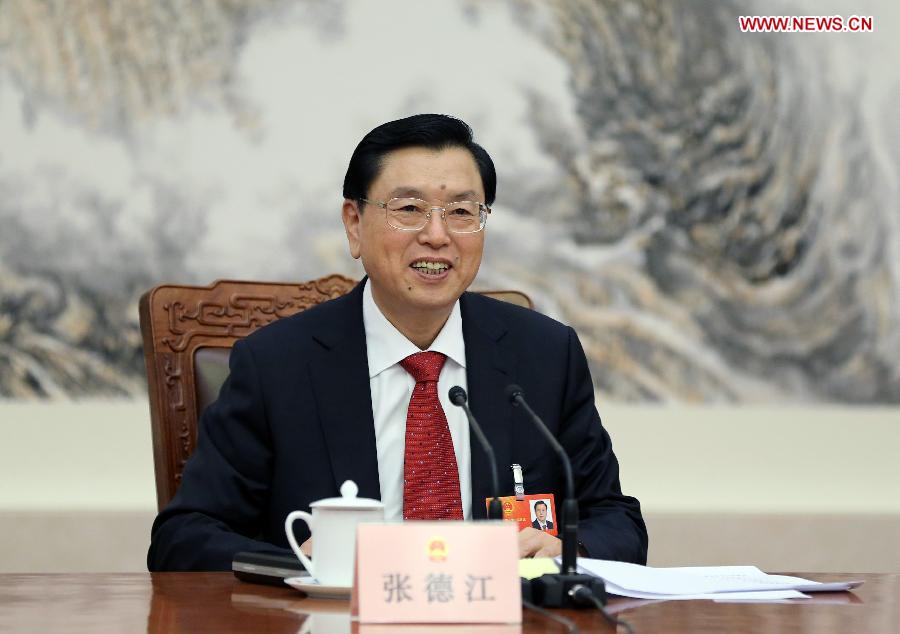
left=232, top=551, right=309, bottom=586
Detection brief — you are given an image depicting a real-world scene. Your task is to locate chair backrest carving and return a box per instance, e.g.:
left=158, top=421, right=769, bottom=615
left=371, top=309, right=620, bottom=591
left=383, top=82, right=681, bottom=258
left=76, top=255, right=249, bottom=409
left=139, top=275, right=532, bottom=510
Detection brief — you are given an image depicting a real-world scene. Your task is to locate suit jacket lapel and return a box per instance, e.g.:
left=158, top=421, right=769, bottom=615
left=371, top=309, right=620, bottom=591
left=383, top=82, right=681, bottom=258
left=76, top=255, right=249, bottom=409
left=461, top=293, right=516, bottom=519
left=307, top=280, right=382, bottom=501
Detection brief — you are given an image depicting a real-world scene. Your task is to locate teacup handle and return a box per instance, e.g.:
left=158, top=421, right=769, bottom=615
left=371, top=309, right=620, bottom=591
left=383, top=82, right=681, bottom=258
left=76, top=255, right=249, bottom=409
left=285, top=510, right=315, bottom=577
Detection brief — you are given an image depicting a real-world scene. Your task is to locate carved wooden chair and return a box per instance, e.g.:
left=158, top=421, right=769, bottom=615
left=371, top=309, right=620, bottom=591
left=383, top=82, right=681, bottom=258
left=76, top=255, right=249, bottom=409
left=139, top=275, right=533, bottom=511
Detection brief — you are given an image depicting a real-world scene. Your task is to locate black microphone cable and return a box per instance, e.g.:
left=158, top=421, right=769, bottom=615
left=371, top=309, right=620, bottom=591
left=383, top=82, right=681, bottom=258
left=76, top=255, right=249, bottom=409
left=569, top=584, right=636, bottom=634
left=522, top=599, right=580, bottom=634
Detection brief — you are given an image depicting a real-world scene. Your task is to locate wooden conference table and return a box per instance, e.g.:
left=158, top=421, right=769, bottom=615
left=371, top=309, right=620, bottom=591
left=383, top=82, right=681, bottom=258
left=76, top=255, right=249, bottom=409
left=0, top=572, right=896, bottom=632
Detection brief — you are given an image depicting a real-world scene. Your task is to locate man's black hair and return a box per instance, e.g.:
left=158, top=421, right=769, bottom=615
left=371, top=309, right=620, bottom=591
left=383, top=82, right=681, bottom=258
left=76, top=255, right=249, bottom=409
left=533, top=500, right=548, bottom=511
left=342, top=113, right=496, bottom=206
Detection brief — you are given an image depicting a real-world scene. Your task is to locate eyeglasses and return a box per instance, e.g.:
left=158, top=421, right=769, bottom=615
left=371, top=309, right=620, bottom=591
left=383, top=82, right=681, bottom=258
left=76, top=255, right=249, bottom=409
left=361, top=197, right=490, bottom=233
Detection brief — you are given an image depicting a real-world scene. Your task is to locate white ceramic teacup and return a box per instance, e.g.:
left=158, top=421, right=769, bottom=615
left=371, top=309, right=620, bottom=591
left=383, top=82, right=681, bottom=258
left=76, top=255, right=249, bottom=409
left=285, top=480, right=384, bottom=587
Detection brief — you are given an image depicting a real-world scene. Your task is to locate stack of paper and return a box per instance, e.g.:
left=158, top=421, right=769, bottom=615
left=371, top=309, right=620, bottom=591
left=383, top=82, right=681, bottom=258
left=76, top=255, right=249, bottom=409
left=567, top=559, right=863, bottom=602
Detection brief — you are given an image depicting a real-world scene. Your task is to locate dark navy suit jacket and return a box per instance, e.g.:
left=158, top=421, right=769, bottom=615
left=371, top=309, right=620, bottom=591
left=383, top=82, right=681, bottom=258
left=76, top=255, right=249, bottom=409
left=148, top=281, right=647, bottom=570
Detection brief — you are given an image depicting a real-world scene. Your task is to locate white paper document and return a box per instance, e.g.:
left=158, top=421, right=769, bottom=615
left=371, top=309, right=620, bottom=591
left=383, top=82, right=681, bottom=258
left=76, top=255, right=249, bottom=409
left=563, top=559, right=863, bottom=602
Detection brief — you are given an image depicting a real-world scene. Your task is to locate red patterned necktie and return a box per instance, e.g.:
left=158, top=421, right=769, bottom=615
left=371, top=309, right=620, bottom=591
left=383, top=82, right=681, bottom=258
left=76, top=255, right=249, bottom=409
left=399, top=351, right=463, bottom=520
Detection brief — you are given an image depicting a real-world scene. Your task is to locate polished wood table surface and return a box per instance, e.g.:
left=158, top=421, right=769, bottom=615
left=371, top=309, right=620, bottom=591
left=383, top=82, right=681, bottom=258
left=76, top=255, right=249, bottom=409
left=0, top=572, right=896, bottom=633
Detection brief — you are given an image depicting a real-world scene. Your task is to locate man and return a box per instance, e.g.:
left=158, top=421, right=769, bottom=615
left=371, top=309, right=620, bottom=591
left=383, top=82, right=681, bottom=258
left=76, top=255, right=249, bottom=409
left=532, top=500, right=553, bottom=532
left=148, top=114, right=647, bottom=571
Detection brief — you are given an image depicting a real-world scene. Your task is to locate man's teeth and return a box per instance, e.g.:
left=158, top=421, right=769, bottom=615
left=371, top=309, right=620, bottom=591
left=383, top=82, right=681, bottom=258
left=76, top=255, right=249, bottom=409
left=411, top=261, right=449, bottom=274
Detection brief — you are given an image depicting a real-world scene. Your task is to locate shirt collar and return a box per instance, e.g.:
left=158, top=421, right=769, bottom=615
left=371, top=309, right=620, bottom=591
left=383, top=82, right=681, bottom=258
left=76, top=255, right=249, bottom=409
left=362, top=279, right=466, bottom=378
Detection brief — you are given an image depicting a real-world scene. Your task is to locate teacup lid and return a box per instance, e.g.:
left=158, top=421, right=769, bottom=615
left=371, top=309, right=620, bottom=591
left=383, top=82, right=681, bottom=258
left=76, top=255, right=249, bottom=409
left=309, top=480, right=384, bottom=510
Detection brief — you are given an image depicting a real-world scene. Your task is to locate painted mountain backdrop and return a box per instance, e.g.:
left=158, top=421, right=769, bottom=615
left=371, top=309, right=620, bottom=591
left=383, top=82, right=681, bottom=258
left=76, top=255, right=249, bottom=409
left=1, top=0, right=898, bottom=402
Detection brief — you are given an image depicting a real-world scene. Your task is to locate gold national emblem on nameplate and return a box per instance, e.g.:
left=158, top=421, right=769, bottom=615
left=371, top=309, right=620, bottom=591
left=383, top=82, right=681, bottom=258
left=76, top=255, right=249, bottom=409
left=427, top=537, right=448, bottom=562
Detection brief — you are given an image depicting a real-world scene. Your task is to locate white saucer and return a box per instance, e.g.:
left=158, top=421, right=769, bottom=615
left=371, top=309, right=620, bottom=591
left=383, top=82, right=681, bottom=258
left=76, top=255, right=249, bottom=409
left=285, top=576, right=352, bottom=599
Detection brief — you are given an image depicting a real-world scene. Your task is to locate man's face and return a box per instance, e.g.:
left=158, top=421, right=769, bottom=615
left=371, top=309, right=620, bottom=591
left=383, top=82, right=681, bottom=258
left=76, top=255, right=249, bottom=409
left=535, top=504, right=547, bottom=522
left=342, top=146, right=486, bottom=321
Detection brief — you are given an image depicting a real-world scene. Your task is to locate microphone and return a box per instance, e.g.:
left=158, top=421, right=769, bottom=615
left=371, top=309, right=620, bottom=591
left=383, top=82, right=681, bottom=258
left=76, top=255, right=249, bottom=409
left=448, top=386, right=503, bottom=521
left=506, top=384, right=606, bottom=609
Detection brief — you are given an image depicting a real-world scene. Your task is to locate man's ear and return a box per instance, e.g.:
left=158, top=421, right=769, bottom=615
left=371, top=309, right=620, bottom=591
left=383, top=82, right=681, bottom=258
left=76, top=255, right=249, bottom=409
left=341, top=199, right=362, bottom=259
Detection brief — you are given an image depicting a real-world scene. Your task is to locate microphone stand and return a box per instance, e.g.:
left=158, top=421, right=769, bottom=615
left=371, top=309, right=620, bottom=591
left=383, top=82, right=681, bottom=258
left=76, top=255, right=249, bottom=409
left=448, top=387, right=503, bottom=520
left=506, top=384, right=606, bottom=608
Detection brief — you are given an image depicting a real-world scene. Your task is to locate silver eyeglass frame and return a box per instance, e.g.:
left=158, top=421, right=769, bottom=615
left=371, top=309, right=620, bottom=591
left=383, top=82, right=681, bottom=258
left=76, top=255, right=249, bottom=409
left=360, top=197, right=491, bottom=233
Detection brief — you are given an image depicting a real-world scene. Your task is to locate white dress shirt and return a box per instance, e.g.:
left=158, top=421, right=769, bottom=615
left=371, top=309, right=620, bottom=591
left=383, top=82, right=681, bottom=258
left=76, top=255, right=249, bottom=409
left=362, top=280, right=471, bottom=521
